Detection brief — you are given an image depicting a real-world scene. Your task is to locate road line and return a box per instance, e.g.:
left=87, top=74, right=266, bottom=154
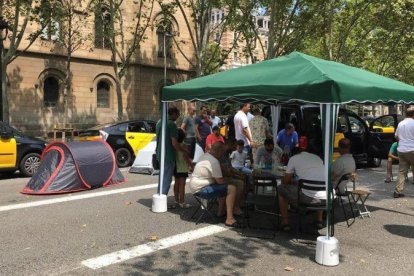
left=0, top=183, right=158, bottom=212
left=81, top=225, right=228, bottom=270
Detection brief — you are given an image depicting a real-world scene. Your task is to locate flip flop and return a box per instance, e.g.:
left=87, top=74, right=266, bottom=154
left=384, top=178, right=391, bottom=183
left=225, top=221, right=242, bottom=228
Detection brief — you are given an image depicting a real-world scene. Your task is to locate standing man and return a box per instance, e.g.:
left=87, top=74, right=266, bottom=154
left=234, top=103, right=255, bottom=152
left=277, top=123, right=299, bottom=153
left=394, top=107, right=414, bottom=198
left=156, top=106, right=187, bottom=195
left=195, top=105, right=212, bottom=151
left=225, top=115, right=236, bottom=140
left=181, top=104, right=196, bottom=159
left=210, top=109, right=222, bottom=128
left=249, top=108, right=272, bottom=158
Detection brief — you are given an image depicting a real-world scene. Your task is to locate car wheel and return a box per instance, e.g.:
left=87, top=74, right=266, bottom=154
left=115, top=148, right=132, bottom=168
left=20, top=153, right=41, bottom=177
left=368, top=157, right=382, bottom=168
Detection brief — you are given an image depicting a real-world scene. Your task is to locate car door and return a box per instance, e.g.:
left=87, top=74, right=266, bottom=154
left=345, top=111, right=367, bottom=156
left=0, top=122, right=17, bottom=168
left=368, top=114, right=399, bottom=159
left=125, top=121, right=156, bottom=155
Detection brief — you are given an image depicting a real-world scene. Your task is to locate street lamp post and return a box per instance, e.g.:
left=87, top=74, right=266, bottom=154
left=0, top=16, right=9, bottom=122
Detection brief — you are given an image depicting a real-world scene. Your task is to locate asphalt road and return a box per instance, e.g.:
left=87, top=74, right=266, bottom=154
left=1, top=164, right=414, bottom=276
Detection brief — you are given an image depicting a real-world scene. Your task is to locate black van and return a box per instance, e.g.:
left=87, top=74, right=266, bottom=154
left=263, top=104, right=400, bottom=167
left=0, top=121, right=47, bottom=177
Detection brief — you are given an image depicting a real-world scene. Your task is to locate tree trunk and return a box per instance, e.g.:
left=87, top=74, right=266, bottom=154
left=115, top=77, right=123, bottom=121
left=1, top=62, right=9, bottom=123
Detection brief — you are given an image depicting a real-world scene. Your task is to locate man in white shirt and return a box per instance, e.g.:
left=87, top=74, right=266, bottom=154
left=332, top=138, right=356, bottom=194
left=394, top=107, right=414, bottom=198
left=278, top=147, right=326, bottom=231
left=189, top=143, right=240, bottom=227
left=234, top=103, right=255, bottom=152
left=210, top=110, right=222, bottom=128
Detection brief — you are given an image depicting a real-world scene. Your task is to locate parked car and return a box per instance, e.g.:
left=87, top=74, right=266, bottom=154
left=77, top=120, right=157, bottom=167
left=262, top=104, right=400, bottom=167
left=0, top=121, right=47, bottom=177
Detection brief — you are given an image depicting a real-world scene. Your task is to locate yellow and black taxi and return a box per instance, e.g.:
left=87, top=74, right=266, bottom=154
left=0, top=121, right=47, bottom=177
left=77, top=120, right=156, bottom=167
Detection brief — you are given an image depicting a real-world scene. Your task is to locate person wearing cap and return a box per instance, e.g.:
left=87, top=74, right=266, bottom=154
left=205, top=125, right=225, bottom=152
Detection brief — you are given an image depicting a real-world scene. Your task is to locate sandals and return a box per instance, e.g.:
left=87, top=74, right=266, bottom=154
left=384, top=178, right=391, bottom=183
left=178, top=202, right=192, bottom=209
left=225, top=221, right=242, bottom=228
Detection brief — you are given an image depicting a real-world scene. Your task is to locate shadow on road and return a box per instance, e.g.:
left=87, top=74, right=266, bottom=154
left=384, top=224, right=414, bottom=239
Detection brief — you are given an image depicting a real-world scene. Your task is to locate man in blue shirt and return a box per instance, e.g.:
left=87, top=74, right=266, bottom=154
left=277, top=123, right=299, bottom=153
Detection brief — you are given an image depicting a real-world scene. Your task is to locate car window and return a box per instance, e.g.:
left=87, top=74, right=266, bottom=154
left=117, top=123, right=128, bottom=132
left=337, top=113, right=348, bottom=133
left=373, top=115, right=395, bottom=128
left=128, top=122, right=146, bottom=133
left=348, top=115, right=365, bottom=133
left=147, top=122, right=156, bottom=133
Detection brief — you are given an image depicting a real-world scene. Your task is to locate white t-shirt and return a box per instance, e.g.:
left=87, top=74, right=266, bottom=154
left=247, top=112, right=254, bottom=121
left=230, top=150, right=247, bottom=167
left=234, top=110, right=251, bottom=146
left=396, top=118, right=414, bottom=153
left=189, top=153, right=223, bottom=193
left=333, top=153, right=356, bottom=193
left=210, top=116, right=221, bottom=128
left=286, top=152, right=326, bottom=200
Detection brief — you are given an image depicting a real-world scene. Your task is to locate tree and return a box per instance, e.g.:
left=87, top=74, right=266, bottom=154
left=50, top=0, right=93, bottom=126
left=0, top=0, right=51, bottom=123
left=161, top=0, right=242, bottom=76
left=92, top=0, right=154, bottom=121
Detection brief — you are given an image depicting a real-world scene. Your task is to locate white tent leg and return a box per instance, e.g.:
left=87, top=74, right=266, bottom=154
left=271, top=105, right=281, bottom=145
left=152, top=102, right=168, bottom=213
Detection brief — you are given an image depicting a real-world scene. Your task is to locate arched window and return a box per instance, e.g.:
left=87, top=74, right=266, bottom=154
left=95, top=7, right=111, bottom=49
left=156, top=20, right=173, bottom=58
left=97, top=80, right=110, bottom=108
left=44, top=76, right=60, bottom=107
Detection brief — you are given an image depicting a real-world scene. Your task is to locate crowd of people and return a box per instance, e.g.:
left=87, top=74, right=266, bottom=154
left=155, top=103, right=357, bottom=230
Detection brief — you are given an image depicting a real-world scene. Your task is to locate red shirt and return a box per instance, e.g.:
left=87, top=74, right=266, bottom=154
left=205, top=133, right=225, bottom=150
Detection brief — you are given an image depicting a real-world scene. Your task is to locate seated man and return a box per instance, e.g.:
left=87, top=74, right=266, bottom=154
left=278, top=147, right=326, bottom=231
left=254, top=138, right=283, bottom=169
left=205, top=126, right=225, bottom=152
left=189, top=142, right=240, bottom=228
left=332, top=138, right=356, bottom=193
left=277, top=123, right=299, bottom=153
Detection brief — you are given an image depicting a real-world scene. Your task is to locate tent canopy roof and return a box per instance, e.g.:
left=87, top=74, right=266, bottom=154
left=162, top=52, right=414, bottom=104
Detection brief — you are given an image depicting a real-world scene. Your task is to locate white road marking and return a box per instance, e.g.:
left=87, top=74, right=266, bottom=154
left=0, top=183, right=158, bottom=212
left=81, top=225, right=228, bottom=270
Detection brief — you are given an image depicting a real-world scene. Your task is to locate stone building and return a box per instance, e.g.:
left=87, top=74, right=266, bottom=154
left=210, top=8, right=269, bottom=71
left=4, top=1, right=195, bottom=137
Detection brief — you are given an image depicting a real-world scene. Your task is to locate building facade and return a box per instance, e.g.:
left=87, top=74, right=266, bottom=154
left=4, top=1, right=195, bottom=137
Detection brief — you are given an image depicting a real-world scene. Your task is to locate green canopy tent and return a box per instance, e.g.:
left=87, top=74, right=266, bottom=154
left=157, top=52, right=414, bottom=242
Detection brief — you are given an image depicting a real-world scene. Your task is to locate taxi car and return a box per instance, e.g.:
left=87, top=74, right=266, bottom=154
left=0, top=121, right=47, bottom=177
left=77, top=120, right=156, bottom=167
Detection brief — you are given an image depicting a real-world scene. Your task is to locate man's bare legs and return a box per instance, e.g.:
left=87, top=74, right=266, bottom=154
left=225, top=185, right=237, bottom=225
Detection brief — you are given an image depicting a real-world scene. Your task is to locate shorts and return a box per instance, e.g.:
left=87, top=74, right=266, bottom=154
left=196, top=184, right=228, bottom=199
left=278, top=184, right=325, bottom=206
left=224, top=177, right=245, bottom=189
left=174, top=165, right=188, bottom=178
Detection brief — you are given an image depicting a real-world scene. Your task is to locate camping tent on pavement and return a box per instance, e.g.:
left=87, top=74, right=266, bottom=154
left=21, top=141, right=125, bottom=195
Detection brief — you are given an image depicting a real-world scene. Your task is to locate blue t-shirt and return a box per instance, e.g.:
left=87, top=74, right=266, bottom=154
left=195, top=115, right=211, bottom=139
left=277, top=129, right=298, bottom=151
